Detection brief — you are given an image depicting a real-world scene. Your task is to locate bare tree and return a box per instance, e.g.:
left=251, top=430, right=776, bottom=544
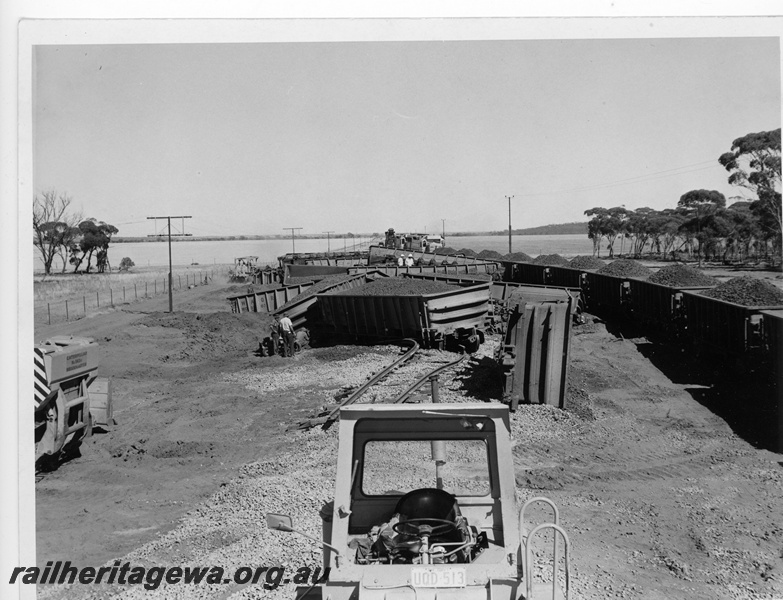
left=33, top=190, right=82, bottom=275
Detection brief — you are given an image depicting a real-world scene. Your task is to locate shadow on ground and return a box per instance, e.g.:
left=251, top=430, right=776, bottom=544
left=454, top=355, right=503, bottom=402
left=633, top=338, right=780, bottom=451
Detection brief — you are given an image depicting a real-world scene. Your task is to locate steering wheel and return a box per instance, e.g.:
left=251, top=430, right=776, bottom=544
left=392, top=518, right=457, bottom=538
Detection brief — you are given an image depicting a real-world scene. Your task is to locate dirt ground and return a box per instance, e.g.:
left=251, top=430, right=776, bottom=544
left=32, top=275, right=783, bottom=600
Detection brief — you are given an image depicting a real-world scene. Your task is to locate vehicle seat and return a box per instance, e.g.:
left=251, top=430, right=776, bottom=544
left=394, top=488, right=461, bottom=522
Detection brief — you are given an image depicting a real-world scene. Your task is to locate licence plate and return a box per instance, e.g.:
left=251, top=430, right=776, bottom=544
left=410, top=566, right=467, bottom=588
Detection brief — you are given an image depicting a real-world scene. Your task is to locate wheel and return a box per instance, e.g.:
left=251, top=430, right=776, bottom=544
left=392, top=518, right=458, bottom=537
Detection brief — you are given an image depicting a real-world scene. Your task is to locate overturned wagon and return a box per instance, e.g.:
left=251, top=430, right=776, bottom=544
left=317, top=280, right=491, bottom=352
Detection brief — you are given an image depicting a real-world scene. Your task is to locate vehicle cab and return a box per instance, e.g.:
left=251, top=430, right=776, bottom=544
left=321, top=404, right=528, bottom=599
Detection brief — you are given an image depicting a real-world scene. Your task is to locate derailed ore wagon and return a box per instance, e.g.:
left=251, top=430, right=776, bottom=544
left=316, top=279, right=491, bottom=353
left=497, top=295, right=575, bottom=411
left=268, top=404, right=570, bottom=600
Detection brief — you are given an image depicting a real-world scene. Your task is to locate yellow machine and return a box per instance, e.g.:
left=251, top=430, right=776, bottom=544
left=34, top=336, right=113, bottom=470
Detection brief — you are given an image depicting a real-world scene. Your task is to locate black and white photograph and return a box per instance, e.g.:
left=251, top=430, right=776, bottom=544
left=3, top=6, right=783, bottom=600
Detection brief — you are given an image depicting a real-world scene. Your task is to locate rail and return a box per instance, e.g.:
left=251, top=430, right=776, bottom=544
left=392, top=353, right=467, bottom=403
left=294, top=339, right=420, bottom=430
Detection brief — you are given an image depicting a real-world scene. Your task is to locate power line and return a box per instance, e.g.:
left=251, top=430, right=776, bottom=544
left=518, top=160, right=722, bottom=198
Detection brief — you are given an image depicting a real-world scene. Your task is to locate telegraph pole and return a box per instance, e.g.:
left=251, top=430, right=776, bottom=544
left=323, top=231, right=334, bottom=253
left=506, top=195, right=514, bottom=254
left=147, top=215, right=192, bottom=313
left=283, top=227, right=303, bottom=254
left=441, top=219, right=445, bottom=239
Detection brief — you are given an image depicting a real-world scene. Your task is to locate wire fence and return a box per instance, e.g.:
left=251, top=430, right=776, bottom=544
left=36, top=269, right=224, bottom=326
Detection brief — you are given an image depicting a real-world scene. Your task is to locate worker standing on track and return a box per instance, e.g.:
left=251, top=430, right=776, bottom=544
left=269, top=317, right=281, bottom=356
left=405, top=253, right=414, bottom=267
left=278, top=313, right=296, bottom=357
left=397, top=254, right=405, bottom=267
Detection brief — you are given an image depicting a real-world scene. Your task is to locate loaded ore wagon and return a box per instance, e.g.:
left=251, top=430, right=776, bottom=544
left=626, top=279, right=717, bottom=338
left=625, top=265, right=720, bottom=339
left=272, top=273, right=387, bottom=330
left=679, top=278, right=783, bottom=366
left=317, top=278, right=491, bottom=352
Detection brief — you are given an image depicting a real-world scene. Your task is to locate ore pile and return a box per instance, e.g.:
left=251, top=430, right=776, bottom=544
left=277, top=275, right=353, bottom=310
left=433, top=246, right=458, bottom=255
left=532, top=253, right=569, bottom=266
left=476, top=249, right=504, bottom=259
left=649, top=264, right=719, bottom=287
left=457, top=248, right=478, bottom=257
left=701, top=276, right=783, bottom=306
left=597, top=259, right=653, bottom=279
left=568, top=255, right=606, bottom=270
left=503, top=252, right=532, bottom=262
left=335, top=278, right=458, bottom=296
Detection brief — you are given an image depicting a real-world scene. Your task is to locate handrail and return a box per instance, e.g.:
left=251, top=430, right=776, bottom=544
left=525, top=522, right=570, bottom=600
left=519, top=497, right=561, bottom=600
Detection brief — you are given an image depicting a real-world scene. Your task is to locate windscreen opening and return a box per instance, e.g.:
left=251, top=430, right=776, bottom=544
left=362, top=439, right=490, bottom=497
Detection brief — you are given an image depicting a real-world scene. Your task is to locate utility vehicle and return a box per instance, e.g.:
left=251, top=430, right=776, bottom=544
left=269, top=403, right=570, bottom=599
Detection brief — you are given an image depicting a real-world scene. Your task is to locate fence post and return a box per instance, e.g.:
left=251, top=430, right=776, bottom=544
left=110, top=288, right=113, bottom=306
left=135, top=283, right=137, bottom=300
left=178, top=275, right=182, bottom=289
left=83, top=296, right=86, bottom=315
left=97, top=290, right=100, bottom=307
left=155, top=280, right=157, bottom=294
left=146, top=282, right=148, bottom=297
left=65, top=299, right=69, bottom=321
left=123, top=286, right=126, bottom=302
left=47, top=303, right=51, bottom=325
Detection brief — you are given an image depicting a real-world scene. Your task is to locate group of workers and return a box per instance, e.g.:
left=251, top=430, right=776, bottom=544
left=269, top=313, right=296, bottom=357
left=397, top=253, right=416, bottom=268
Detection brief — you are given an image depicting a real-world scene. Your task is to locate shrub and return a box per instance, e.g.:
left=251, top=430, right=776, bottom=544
left=119, top=257, right=135, bottom=272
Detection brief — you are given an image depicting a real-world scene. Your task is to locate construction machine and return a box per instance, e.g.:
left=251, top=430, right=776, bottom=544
left=268, top=403, right=571, bottom=599
left=34, top=336, right=113, bottom=470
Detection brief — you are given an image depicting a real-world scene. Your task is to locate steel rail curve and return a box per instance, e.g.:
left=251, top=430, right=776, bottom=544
left=294, top=338, right=420, bottom=430
left=392, top=353, right=468, bottom=404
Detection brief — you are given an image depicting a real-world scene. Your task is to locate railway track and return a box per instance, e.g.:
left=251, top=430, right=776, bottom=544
left=293, top=340, right=468, bottom=430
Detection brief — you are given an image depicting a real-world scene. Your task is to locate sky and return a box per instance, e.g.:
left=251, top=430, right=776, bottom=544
left=32, top=35, right=780, bottom=238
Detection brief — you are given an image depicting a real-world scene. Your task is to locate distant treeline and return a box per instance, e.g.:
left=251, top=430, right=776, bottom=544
left=488, top=222, right=588, bottom=236
left=113, top=234, right=380, bottom=243
left=449, top=222, right=588, bottom=236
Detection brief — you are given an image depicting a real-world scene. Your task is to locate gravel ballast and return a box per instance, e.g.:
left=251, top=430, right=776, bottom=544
left=701, top=276, right=783, bottom=306
left=648, top=264, right=719, bottom=287
left=597, top=259, right=653, bottom=279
